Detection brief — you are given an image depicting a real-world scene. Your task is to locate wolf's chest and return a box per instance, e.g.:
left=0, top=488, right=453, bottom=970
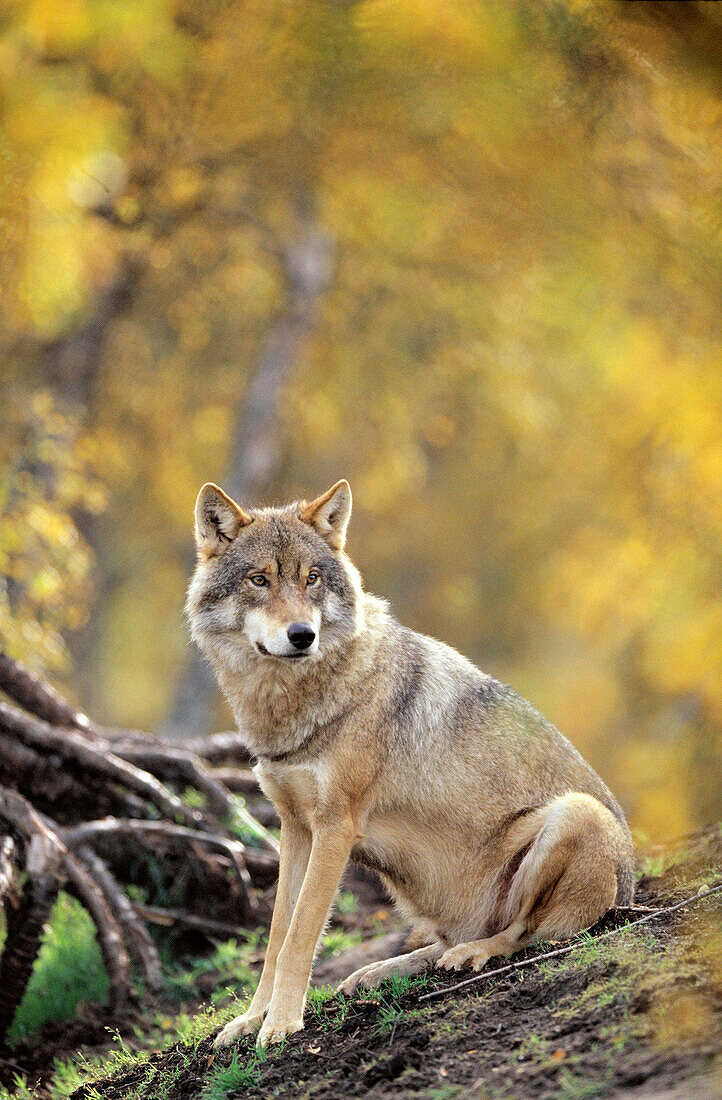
left=253, top=759, right=328, bottom=828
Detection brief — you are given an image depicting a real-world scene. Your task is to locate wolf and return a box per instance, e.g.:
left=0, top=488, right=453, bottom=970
left=186, top=479, right=634, bottom=1049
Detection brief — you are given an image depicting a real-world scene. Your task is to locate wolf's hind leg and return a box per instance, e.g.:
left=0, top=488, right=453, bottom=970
left=436, top=920, right=527, bottom=973
left=338, top=943, right=443, bottom=995
left=438, top=792, right=626, bottom=974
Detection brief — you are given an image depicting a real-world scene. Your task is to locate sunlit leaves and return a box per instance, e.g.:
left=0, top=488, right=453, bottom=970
left=0, top=0, right=720, bottom=834
left=0, top=392, right=104, bottom=675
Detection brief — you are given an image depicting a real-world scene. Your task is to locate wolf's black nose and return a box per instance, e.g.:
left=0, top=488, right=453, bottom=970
left=287, top=622, right=316, bottom=650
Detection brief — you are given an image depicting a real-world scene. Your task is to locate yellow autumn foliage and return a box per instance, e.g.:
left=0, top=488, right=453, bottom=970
left=0, top=0, right=720, bottom=839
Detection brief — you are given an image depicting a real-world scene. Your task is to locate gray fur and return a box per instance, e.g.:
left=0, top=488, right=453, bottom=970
left=188, top=483, right=635, bottom=1051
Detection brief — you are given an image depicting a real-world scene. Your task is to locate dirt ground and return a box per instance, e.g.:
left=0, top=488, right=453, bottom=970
left=3, top=828, right=721, bottom=1099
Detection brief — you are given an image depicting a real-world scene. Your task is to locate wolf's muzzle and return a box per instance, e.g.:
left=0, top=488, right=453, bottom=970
left=287, top=622, right=316, bottom=651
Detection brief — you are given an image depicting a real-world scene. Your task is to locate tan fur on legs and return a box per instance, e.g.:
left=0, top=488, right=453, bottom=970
left=438, top=793, right=622, bottom=974
left=257, top=816, right=357, bottom=1048
left=339, top=943, right=443, bottom=995
left=215, top=818, right=311, bottom=1048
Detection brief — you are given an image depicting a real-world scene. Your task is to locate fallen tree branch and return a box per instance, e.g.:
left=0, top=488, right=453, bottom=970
left=419, top=882, right=722, bottom=1002
left=0, top=835, right=17, bottom=911
left=131, top=903, right=251, bottom=940
left=60, top=817, right=259, bottom=913
left=0, top=832, right=64, bottom=1045
left=174, top=731, right=253, bottom=764
left=0, top=650, right=92, bottom=734
left=0, top=702, right=205, bottom=829
left=77, top=846, right=163, bottom=993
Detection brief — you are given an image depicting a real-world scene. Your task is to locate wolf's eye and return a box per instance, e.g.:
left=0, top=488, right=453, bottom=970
left=249, top=574, right=268, bottom=587
left=306, top=571, right=320, bottom=586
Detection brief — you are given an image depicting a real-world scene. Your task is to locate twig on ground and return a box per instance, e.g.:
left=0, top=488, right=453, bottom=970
left=419, top=882, right=722, bottom=1002
left=131, top=903, right=250, bottom=939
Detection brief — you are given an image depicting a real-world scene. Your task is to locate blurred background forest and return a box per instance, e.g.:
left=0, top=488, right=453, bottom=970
left=1, top=0, right=720, bottom=844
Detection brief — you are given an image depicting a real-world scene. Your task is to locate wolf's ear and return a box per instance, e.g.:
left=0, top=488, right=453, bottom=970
left=300, top=480, right=352, bottom=551
left=194, top=483, right=252, bottom=557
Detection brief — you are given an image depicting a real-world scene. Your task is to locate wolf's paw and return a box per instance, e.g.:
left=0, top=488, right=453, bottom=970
left=338, top=960, right=393, bottom=995
left=436, top=943, right=490, bottom=973
left=214, top=1011, right=265, bottom=1048
left=256, top=1011, right=304, bottom=1048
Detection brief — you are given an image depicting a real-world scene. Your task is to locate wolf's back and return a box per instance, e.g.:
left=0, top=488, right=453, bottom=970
left=378, top=621, right=635, bottom=901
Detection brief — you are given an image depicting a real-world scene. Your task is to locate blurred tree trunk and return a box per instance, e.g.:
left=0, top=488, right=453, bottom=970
left=163, top=190, right=334, bottom=739
left=45, top=256, right=141, bottom=709
left=39, top=256, right=138, bottom=407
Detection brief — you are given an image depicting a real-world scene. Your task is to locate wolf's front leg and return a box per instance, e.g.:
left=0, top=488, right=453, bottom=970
left=215, top=818, right=311, bottom=1049
left=256, top=816, right=356, bottom=1048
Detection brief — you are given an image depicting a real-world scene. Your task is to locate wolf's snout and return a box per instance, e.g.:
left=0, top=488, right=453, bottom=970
left=287, top=622, right=316, bottom=651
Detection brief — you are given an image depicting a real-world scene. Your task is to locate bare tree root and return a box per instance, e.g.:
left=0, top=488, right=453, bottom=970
left=174, top=730, right=253, bottom=764
left=77, top=846, right=163, bottom=993
left=204, top=767, right=260, bottom=794
left=62, top=847, right=135, bottom=1010
left=0, top=731, right=94, bottom=809
left=106, top=742, right=237, bottom=817
left=0, top=702, right=206, bottom=829
left=0, top=835, right=18, bottom=912
left=0, top=650, right=92, bottom=734
left=60, top=818, right=259, bottom=916
left=0, top=787, right=134, bottom=1017
left=131, top=903, right=255, bottom=939
left=0, top=651, right=279, bottom=1039
left=0, top=790, right=66, bottom=1044
left=0, top=842, right=62, bottom=1045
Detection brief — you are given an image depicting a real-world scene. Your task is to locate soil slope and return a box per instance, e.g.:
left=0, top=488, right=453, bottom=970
left=62, top=826, right=722, bottom=1100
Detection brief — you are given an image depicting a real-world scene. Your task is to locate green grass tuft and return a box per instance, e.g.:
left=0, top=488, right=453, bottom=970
left=318, top=927, right=362, bottom=958
left=200, top=1045, right=267, bottom=1098
left=306, top=984, right=336, bottom=1015
left=0, top=1075, right=34, bottom=1100
left=557, top=1067, right=613, bottom=1098
left=162, top=933, right=260, bottom=1004
left=336, top=890, right=359, bottom=915
left=378, top=970, right=431, bottom=1001
left=6, top=893, right=109, bottom=1046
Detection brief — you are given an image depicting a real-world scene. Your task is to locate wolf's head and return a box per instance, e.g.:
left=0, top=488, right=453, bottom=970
left=186, top=480, right=364, bottom=670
